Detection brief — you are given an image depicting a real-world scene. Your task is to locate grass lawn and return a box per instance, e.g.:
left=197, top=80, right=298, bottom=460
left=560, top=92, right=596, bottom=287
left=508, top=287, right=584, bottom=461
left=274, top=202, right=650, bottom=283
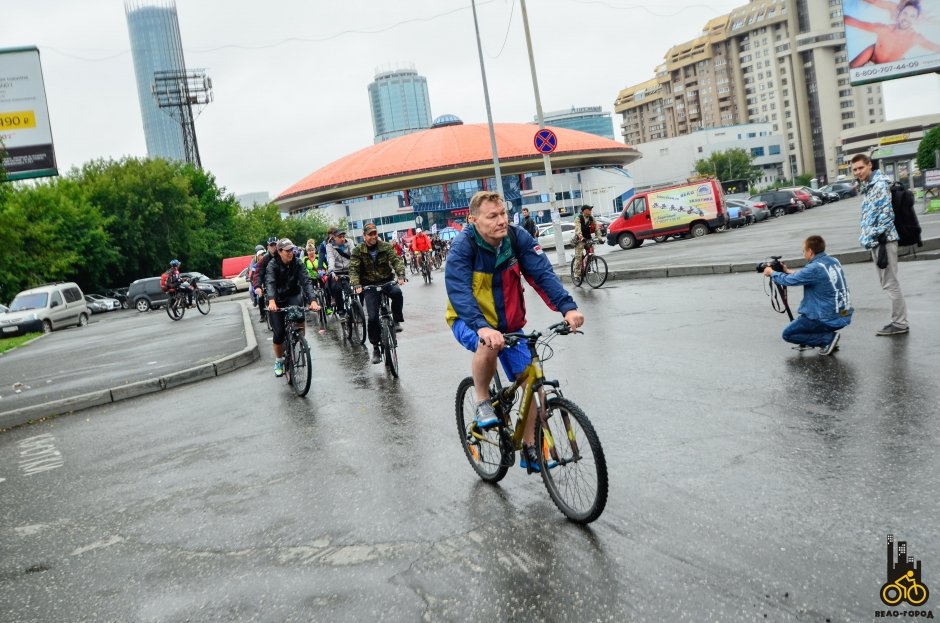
left=0, top=332, right=42, bottom=355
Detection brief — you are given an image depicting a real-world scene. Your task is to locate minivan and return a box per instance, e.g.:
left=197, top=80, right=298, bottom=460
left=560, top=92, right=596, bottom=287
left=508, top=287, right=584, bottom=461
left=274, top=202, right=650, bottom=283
left=0, top=282, right=89, bottom=336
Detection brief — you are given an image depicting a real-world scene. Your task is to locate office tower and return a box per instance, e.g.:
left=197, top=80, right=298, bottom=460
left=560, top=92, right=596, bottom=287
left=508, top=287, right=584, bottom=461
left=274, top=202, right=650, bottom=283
left=615, top=0, right=885, bottom=182
left=368, top=66, right=432, bottom=143
left=541, top=107, right=616, bottom=140
left=125, top=0, right=188, bottom=161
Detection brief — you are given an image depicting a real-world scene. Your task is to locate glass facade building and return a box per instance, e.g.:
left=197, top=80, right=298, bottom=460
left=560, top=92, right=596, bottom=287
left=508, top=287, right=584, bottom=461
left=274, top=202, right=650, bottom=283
left=369, top=67, right=432, bottom=143
left=125, top=0, right=187, bottom=161
left=541, top=106, right=615, bottom=140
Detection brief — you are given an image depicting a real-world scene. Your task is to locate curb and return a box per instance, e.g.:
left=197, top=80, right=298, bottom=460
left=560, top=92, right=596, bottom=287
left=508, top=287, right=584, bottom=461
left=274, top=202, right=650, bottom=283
left=559, top=236, right=940, bottom=284
left=0, top=300, right=260, bottom=430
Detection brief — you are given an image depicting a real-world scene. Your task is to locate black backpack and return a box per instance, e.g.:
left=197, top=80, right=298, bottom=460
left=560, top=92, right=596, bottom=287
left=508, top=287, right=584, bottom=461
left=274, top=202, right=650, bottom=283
left=890, top=182, right=922, bottom=247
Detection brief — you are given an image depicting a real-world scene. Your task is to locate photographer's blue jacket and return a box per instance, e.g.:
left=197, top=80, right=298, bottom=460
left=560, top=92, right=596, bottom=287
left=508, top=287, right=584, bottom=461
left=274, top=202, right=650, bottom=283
left=770, top=252, right=853, bottom=327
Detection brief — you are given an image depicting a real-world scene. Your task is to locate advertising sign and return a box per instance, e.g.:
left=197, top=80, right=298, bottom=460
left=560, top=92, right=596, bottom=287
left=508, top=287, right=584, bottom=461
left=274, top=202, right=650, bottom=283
left=0, top=47, right=57, bottom=181
left=648, top=183, right=718, bottom=229
left=842, top=0, right=940, bottom=86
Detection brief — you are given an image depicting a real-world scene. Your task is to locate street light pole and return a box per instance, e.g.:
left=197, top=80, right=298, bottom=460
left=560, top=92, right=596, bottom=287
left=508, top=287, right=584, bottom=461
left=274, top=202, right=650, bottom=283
left=519, top=0, right=565, bottom=266
left=470, top=0, right=505, bottom=200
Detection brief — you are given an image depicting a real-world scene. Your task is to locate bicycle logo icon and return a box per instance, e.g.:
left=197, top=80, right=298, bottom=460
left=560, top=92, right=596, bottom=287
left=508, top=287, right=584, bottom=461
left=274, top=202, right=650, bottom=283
left=881, top=535, right=930, bottom=607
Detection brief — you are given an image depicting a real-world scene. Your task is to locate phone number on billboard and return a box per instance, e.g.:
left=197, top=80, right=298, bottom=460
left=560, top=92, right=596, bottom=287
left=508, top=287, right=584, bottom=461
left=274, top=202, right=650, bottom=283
left=854, top=61, right=920, bottom=77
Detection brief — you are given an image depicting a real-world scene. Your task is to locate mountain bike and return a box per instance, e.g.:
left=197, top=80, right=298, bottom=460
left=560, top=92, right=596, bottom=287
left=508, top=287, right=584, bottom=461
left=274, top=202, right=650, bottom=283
left=338, top=275, right=366, bottom=345
left=166, top=281, right=210, bottom=321
left=419, top=253, right=432, bottom=284
left=310, top=278, right=329, bottom=332
left=361, top=282, right=400, bottom=378
left=570, top=241, right=608, bottom=289
left=273, top=305, right=312, bottom=397
left=455, top=322, right=608, bottom=524
left=432, top=249, right=443, bottom=270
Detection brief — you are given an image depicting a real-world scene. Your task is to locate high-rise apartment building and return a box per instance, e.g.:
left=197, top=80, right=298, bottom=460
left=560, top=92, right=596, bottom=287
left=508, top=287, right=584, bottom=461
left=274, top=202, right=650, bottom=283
left=125, top=0, right=188, bottom=162
left=368, top=66, right=432, bottom=143
left=540, top=106, right=616, bottom=140
left=615, top=0, right=885, bottom=182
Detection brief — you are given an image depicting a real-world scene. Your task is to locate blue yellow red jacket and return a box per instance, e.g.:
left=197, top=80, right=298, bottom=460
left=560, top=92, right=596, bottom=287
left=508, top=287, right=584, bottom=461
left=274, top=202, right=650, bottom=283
left=445, top=224, right=577, bottom=333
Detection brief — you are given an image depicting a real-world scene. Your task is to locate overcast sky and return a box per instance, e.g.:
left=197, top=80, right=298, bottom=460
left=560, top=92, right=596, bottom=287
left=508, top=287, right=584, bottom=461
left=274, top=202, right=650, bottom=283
left=7, top=0, right=940, bottom=198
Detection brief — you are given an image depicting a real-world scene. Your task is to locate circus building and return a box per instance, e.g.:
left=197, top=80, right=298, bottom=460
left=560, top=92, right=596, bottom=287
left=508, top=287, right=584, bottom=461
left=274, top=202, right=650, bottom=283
left=275, top=115, right=642, bottom=241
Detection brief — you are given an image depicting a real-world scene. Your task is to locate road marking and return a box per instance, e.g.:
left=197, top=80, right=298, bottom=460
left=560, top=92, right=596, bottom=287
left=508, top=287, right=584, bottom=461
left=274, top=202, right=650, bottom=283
left=70, top=535, right=124, bottom=556
left=17, top=433, right=64, bottom=476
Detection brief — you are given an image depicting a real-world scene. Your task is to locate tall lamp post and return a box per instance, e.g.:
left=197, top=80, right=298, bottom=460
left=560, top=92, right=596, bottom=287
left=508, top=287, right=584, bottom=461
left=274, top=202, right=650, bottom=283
left=470, top=0, right=505, bottom=200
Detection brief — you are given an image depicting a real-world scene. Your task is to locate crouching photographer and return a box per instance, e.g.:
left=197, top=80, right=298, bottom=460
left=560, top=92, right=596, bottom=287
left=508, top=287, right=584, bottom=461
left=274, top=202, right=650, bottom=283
left=761, top=235, right=853, bottom=356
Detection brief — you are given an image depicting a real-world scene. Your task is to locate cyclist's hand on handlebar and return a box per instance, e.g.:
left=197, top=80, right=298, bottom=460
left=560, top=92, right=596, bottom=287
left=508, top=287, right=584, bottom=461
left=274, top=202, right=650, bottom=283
left=254, top=287, right=262, bottom=297
left=478, top=327, right=505, bottom=352
left=563, top=309, right=585, bottom=331
left=308, top=300, right=321, bottom=312
left=267, top=299, right=278, bottom=312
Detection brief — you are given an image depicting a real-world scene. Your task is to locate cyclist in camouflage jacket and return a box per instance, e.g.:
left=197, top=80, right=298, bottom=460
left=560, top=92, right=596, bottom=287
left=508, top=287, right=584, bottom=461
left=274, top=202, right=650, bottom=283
left=350, top=223, right=407, bottom=363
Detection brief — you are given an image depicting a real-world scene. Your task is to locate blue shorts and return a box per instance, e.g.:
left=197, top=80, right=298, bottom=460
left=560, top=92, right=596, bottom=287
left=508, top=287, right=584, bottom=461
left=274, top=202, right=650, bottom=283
left=451, top=318, right=531, bottom=381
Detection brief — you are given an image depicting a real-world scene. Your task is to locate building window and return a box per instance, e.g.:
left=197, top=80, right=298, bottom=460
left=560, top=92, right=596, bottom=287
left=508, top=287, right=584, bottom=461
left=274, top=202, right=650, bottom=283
left=751, top=147, right=765, bottom=157
left=769, top=145, right=780, bottom=155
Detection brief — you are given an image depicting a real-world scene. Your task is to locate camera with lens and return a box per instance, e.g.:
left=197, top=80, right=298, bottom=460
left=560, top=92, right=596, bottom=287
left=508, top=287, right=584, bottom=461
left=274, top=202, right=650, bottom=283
left=755, top=255, right=785, bottom=273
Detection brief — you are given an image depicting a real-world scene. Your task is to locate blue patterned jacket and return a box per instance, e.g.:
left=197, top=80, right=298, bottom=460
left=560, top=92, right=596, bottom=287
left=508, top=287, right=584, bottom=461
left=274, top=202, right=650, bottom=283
left=858, top=169, right=897, bottom=249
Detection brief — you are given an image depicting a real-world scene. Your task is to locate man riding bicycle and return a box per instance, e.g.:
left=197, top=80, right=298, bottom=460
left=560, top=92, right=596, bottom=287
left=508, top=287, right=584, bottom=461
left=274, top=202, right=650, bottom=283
left=162, top=259, right=195, bottom=306
left=412, top=228, right=433, bottom=277
left=326, top=230, right=353, bottom=318
left=253, top=236, right=279, bottom=323
left=265, top=238, right=321, bottom=377
left=349, top=222, right=407, bottom=364
left=445, top=191, right=584, bottom=472
left=573, top=205, right=604, bottom=280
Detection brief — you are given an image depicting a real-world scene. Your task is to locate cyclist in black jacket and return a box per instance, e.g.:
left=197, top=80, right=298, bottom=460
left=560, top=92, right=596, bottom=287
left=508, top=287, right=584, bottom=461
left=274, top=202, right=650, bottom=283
left=253, top=236, right=278, bottom=322
left=265, top=238, right=321, bottom=377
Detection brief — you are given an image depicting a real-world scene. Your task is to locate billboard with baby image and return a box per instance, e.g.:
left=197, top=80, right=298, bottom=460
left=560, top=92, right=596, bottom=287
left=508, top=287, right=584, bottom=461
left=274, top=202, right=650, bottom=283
left=648, top=183, right=718, bottom=229
left=842, top=0, right=940, bottom=85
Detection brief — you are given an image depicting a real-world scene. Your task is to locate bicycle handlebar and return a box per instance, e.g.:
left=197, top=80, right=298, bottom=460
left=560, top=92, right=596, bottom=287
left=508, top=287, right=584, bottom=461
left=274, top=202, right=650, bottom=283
left=481, top=321, right=580, bottom=347
left=359, top=280, right=404, bottom=292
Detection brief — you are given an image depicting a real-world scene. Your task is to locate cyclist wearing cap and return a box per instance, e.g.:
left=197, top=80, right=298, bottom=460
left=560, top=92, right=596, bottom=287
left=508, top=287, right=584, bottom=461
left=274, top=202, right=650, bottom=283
left=253, top=237, right=278, bottom=322
left=412, top=228, right=433, bottom=277
left=326, top=230, right=353, bottom=317
left=445, top=191, right=583, bottom=472
left=349, top=223, right=407, bottom=364
left=573, top=205, right=604, bottom=281
left=265, top=238, right=321, bottom=377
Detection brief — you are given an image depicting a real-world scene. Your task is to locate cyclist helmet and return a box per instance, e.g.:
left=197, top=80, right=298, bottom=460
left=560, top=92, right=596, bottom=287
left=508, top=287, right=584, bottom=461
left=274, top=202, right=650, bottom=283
left=255, top=244, right=264, bottom=252
left=170, top=259, right=180, bottom=267
left=267, top=236, right=278, bottom=245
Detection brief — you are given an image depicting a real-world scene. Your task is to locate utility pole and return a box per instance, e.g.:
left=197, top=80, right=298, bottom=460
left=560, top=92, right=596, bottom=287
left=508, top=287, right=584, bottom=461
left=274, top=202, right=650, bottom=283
left=519, top=0, right=565, bottom=266
left=470, top=0, right=505, bottom=200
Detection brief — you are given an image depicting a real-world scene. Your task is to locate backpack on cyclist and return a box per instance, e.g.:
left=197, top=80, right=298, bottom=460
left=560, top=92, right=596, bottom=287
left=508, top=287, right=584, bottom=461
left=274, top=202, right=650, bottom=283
left=890, top=181, right=922, bottom=248
left=160, top=270, right=171, bottom=292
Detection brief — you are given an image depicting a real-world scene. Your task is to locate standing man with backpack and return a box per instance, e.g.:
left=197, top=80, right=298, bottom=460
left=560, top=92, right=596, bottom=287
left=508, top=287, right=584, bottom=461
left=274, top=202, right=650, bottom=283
left=851, top=153, right=909, bottom=336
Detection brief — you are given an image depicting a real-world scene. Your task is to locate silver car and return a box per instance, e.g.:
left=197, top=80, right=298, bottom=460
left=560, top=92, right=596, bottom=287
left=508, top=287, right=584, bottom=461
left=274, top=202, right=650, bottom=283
left=1, top=282, right=90, bottom=336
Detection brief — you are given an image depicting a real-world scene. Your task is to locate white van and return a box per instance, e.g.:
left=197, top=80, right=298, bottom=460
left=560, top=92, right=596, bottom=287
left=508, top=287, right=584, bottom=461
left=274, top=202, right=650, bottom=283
left=0, top=282, right=90, bottom=336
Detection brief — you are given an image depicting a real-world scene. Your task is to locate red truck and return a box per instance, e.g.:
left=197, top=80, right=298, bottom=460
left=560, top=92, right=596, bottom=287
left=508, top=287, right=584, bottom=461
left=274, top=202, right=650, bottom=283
left=221, top=255, right=254, bottom=279
left=606, top=178, right=728, bottom=250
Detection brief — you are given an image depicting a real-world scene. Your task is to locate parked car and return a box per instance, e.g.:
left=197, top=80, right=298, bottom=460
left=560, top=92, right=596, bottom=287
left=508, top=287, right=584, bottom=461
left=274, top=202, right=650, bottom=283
left=86, top=293, right=122, bottom=311
left=724, top=204, right=748, bottom=228
left=727, top=198, right=770, bottom=223
left=798, top=186, right=838, bottom=204
left=103, top=287, right=129, bottom=309
left=781, top=187, right=817, bottom=208
left=0, top=303, right=8, bottom=314
left=750, top=190, right=805, bottom=217
left=819, top=182, right=858, bottom=199
left=84, top=295, right=110, bottom=314
left=182, top=272, right=236, bottom=296
left=231, top=267, right=251, bottom=292
left=128, top=276, right=215, bottom=312
left=0, top=282, right=89, bottom=336
left=537, top=222, right=577, bottom=250
left=594, top=215, right=612, bottom=237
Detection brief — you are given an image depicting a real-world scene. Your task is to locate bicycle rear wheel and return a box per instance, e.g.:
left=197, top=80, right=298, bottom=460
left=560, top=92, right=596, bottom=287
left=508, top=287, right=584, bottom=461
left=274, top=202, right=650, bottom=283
left=455, top=377, right=509, bottom=483
left=350, top=299, right=366, bottom=345
left=537, top=397, right=608, bottom=524
left=195, top=290, right=211, bottom=315
left=290, top=332, right=312, bottom=396
left=585, top=255, right=608, bottom=289
left=166, top=296, right=184, bottom=321
left=569, top=257, right=584, bottom=287
left=381, top=321, right=399, bottom=378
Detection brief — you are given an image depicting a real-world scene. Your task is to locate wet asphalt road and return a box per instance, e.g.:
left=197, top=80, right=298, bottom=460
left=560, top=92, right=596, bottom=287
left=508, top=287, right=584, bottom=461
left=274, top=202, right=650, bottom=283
left=1, top=260, right=939, bottom=621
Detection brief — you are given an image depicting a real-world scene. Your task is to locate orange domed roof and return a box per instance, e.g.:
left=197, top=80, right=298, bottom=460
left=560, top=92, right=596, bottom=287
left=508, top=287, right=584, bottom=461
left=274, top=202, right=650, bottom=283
left=276, top=123, right=639, bottom=209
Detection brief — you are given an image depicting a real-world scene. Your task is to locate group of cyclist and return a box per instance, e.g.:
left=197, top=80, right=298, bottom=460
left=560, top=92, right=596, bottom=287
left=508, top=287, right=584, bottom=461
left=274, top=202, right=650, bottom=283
left=165, top=191, right=585, bottom=442
left=395, top=229, right=449, bottom=277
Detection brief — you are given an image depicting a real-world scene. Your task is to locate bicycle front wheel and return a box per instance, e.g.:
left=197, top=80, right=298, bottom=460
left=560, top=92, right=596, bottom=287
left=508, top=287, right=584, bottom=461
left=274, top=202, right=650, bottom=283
left=195, top=290, right=211, bottom=315
left=290, top=333, right=312, bottom=396
left=166, top=296, right=184, bottom=321
left=382, top=321, right=399, bottom=378
left=350, top=300, right=366, bottom=345
left=585, top=255, right=608, bottom=289
left=537, top=397, right=608, bottom=524
left=317, top=291, right=328, bottom=331
left=455, top=377, right=509, bottom=483
left=569, top=257, right=584, bottom=287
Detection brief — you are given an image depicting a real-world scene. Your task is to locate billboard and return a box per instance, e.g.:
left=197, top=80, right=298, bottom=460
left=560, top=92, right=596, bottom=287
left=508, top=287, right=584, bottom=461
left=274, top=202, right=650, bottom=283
left=843, top=0, right=940, bottom=85
left=648, top=183, right=719, bottom=230
left=0, top=47, right=57, bottom=181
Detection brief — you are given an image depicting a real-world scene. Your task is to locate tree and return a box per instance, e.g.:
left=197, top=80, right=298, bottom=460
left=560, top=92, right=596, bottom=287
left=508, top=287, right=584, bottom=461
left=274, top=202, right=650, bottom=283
left=693, top=148, right=760, bottom=185
left=916, top=125, right=940, bottom=171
